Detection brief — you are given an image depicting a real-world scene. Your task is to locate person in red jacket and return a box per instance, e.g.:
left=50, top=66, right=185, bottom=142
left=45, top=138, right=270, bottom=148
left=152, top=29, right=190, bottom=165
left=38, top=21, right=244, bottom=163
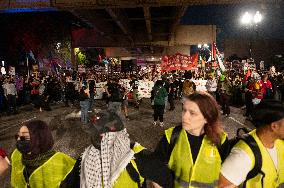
left=260, top=74, right=273, bottom=99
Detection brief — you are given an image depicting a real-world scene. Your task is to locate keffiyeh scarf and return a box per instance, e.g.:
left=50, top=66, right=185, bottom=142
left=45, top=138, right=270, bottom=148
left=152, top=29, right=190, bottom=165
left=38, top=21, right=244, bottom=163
left=80, top=129, right=134, bottom=188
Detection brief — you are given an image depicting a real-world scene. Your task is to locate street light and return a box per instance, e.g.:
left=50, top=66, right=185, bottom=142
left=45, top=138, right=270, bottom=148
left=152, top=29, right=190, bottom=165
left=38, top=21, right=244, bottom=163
left=254, top=11, right=262, bottom=24
left=241, top=12, right=252, bottom=25
left=198, top=44, right=202, bottom=48
left=240, top=11, right=262, bottom=58
left=241, top=11, right=262, bottom=25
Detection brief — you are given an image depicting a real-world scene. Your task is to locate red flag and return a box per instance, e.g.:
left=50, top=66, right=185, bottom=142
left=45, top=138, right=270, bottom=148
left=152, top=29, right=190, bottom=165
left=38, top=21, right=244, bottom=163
left=98, top=54, right=102, bottom=62
left=212, top=42, right=217, bottom=61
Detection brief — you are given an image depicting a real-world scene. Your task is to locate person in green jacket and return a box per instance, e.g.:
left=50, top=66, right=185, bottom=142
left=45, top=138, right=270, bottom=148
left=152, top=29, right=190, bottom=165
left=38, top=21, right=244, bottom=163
left=11, top=120, right=75, bottom=188
left=152, top=80, right=168, bottom=127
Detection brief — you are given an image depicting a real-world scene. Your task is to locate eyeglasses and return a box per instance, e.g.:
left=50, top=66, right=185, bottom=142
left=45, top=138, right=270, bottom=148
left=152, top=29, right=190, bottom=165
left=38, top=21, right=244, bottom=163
left=15, top=135, right=30, bottom=141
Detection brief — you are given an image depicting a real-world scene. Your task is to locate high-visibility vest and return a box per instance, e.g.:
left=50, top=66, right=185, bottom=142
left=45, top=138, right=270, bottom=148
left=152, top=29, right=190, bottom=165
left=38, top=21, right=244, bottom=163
left=234, top=130, right=284, bottom=188
left=113, top=143, right=145, bottom=188
left=11, top=149, right=75, bottom=188
left=165, top=127, right=227, bottom=188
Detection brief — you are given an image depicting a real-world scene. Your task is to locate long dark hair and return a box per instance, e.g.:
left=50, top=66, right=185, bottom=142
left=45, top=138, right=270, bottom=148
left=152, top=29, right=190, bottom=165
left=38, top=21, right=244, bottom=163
left=24, top=120, right=54, bottom=157
left=184, top=92, right=223, bottom=145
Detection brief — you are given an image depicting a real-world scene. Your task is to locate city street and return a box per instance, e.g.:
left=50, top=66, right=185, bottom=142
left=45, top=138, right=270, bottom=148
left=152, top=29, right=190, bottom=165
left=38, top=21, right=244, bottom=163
left=0, top=1, right=283, bottom=187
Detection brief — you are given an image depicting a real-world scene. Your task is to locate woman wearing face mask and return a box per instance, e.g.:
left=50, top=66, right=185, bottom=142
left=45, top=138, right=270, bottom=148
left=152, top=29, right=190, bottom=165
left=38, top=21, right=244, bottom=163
left=154, top=92, right=229, bottom=188
left=11, top=120, right=75, bottom=188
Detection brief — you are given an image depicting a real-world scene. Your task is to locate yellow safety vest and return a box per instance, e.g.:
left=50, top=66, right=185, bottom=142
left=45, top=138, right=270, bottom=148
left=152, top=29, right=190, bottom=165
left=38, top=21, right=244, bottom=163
left=11, top=149, right=75, bottom=188
left=113, top=143, right=145, bottom=188
left=165, top=127, right=227, bottom=188
left=234, top=130, right=284, bottom=188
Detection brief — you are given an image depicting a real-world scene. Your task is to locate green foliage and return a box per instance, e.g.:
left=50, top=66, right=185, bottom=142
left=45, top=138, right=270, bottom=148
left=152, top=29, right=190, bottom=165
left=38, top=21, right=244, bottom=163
left=77, top=51, right=88, bottom=65
left=75, top=48, right=105, bottom=68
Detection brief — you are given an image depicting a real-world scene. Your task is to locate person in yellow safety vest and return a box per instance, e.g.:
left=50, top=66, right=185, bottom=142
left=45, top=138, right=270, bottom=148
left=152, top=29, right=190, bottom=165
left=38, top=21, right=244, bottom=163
left=61, top=109, right=174, bottom=188
left=219, top=100, right=284, bottom=188
left=11, top=120, right=75, bottom=188
left=153, top=92, right=229, bottom=188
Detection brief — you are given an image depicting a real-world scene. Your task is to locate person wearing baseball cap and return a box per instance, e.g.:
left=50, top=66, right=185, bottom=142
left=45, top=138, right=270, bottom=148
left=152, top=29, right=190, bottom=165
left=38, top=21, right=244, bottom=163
left=219, top=100, right=284, bottom=188
left=61, top=109, right=173, bottom=188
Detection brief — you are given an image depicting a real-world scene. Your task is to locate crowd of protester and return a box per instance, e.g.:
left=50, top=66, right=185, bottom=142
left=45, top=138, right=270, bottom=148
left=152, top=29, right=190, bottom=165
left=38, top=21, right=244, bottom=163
left=1, top=68, right=284, bottom=119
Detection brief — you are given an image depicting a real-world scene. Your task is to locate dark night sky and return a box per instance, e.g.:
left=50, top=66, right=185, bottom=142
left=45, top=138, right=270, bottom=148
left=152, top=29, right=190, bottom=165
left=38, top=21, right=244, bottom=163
left=181, top=3, right=284, bottom=50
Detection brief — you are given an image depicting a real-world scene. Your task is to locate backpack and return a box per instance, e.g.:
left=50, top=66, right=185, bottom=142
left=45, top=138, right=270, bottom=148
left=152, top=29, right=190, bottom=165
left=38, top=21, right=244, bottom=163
left=152, top=86, right=166, bottom=105
left=169, top=126, right=264, bottom=187
left=224, top=128, right=265, bottom=187
left=182, top=80, right=195, bottom=96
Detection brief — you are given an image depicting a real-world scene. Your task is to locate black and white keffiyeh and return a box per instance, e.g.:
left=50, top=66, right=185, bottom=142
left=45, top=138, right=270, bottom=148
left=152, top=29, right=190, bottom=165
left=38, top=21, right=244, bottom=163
left=80, top=129, right=134, bottom=188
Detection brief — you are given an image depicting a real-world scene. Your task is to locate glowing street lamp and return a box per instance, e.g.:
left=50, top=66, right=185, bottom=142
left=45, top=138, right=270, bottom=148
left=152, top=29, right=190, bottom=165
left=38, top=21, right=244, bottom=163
left=254, top=11, right=262, bottom=24
left=198, top=44, right=202, bottom=48
left=241, top=12, right=252, bottom=25
left=241, top=11, right=262, bottom=25
left=240, top=11, right=263, bottom=58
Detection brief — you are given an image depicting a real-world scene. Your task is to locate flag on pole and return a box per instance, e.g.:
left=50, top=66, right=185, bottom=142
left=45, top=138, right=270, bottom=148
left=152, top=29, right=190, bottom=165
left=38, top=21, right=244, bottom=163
left=212, top=42, right=217, bottom=61
left=211, top=43, right=226, bottom=72
left=207, top=55, right=211, bottom=62
left=217, top=55, right=225, bottom=72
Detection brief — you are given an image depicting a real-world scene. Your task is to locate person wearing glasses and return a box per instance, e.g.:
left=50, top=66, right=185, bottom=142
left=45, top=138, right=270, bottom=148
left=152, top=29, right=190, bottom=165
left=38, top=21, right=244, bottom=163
left=11, top=120, right=75, bottom=188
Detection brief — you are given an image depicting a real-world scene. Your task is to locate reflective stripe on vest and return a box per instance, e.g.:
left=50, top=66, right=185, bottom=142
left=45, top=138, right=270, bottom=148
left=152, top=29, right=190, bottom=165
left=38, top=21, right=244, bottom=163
left=190, top=180, right=218, bottom=188
left=234, top=130, right=284, bottom=188
left=165, top=127, right=227, bottom=188
left=175, top=176, right=218, bottom=188
left=11, top=149, right=75, bottom=188
left=113, top=143, right=145, bottom=188
left=175, top=176, right=190, bottom=188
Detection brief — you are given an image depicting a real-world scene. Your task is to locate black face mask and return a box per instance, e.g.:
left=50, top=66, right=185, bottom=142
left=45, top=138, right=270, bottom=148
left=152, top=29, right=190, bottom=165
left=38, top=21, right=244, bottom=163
left=16, top=140, right=31, bottom=154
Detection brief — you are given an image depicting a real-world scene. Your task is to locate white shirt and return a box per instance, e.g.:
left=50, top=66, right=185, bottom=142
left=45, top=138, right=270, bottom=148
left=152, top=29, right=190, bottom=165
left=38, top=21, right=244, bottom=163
left=221, top=146, right=278, bottom=186
left=3, top=83, right=17, bottom=96
left=205, top=79, right=217, bottom=92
